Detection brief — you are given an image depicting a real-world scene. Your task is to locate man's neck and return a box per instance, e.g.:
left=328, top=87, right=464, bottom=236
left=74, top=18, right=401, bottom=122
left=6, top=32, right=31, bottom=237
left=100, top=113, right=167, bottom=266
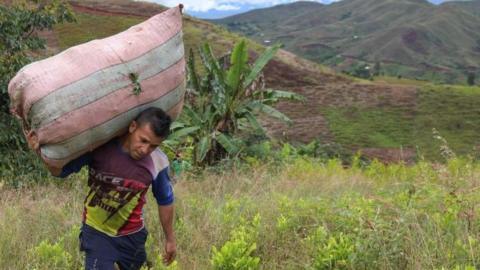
left=118, top=134, right=130, bottom=154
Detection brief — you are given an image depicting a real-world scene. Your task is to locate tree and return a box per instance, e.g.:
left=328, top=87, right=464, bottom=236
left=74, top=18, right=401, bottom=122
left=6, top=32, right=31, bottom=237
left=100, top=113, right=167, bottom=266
left=352, top=63, right=371, bottom=79
left=372, top=61, right=381, bottom=77
left=1, top=1, right=75, bottom=112
left=168, top=41, right=304, bottom=166
left=0, top=1, right=75, bottom=182
left=467, top=72, right=475, bottom=86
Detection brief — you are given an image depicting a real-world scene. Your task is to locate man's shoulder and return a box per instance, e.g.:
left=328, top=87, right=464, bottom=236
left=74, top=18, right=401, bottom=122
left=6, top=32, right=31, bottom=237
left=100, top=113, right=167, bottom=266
left=150, top=148, right=169, bottom=175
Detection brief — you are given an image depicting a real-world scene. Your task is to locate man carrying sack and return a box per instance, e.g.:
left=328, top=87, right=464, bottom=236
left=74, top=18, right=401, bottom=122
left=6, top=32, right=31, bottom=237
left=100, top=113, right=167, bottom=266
left=28, top=107, right=176, bottom=269
left=9, top=5, right=187, bottom=268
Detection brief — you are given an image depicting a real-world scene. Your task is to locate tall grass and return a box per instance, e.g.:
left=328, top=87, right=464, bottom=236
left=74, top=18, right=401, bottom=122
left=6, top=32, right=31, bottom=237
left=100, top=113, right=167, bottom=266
left=0, top=157, right=479, bottom=269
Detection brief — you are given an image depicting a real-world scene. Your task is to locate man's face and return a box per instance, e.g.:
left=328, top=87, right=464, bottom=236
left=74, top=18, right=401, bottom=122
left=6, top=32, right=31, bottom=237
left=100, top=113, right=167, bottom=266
left=126, top=121, right=163, bottom=160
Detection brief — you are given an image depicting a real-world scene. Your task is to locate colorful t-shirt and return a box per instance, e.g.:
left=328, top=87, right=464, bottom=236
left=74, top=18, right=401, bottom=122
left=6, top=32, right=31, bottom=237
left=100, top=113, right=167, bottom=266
left=59, top=139, right=174, bottom=236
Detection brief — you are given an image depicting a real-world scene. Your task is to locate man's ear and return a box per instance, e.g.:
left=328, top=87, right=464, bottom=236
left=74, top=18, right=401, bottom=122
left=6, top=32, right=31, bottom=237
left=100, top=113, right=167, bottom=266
left=129, top=121, right=137, bottom=133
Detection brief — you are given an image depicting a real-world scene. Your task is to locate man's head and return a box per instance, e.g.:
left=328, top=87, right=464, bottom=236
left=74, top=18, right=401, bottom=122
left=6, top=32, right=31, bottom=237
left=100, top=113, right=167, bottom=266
left=123, top=107, right=172, bottom=160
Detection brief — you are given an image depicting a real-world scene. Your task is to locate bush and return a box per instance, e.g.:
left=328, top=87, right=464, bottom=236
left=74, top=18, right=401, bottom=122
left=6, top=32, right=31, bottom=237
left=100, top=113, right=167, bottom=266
left=211, top=214, right=261, bottom=270
left=29, top=240, right=72, bottom=269
left=0, top=1, right=75, bottom=186
left=307, top=227, right=355, bottom=270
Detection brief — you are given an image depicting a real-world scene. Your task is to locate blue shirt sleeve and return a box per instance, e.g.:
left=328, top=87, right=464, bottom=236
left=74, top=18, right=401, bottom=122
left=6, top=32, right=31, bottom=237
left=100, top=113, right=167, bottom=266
left=152, top=166, right=174, bottom=205
left=58, top=153, right=92, bottom=178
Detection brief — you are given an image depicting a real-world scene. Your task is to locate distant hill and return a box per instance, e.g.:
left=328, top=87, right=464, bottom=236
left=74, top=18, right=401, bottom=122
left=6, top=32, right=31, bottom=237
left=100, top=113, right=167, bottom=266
left=213, top=0, right=480, bottom=84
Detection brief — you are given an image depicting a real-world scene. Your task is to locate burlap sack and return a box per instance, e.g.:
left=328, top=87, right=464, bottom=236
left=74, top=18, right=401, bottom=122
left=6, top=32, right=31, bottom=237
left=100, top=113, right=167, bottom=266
left=8, top=6, right=185, bottom=169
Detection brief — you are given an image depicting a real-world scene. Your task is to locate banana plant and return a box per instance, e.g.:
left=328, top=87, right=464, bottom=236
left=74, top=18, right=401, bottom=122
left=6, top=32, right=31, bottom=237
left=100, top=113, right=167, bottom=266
left=170, top=40, right=304, bottom=165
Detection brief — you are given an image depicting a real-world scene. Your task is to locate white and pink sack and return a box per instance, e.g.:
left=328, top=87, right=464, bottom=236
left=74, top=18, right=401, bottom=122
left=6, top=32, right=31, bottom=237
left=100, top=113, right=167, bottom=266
left=8, top=6, right=185, bottom=169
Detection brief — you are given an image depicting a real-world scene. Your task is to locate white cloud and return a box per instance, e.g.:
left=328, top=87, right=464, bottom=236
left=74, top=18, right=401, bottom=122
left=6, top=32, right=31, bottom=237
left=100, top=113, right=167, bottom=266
left=216, top=4, right=241, bottom=11
left=143, top=0, right=340, bottom=12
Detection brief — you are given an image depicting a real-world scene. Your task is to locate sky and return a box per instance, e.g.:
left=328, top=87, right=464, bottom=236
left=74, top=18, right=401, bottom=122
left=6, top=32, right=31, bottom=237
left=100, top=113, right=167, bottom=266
left=139, top=0, right=465, bottom=19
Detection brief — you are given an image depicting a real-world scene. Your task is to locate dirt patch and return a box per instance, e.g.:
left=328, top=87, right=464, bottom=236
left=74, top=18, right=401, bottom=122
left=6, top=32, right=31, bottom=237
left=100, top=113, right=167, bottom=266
left=263, top=115, right=332, bottom=143
left=262, top=52, right=418, bottom=147
left=69, top=0, right=165, bottom=18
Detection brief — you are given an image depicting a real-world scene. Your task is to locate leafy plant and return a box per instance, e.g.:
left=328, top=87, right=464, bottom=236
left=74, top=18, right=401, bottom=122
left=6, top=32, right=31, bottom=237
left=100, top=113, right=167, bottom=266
left=0, top=0, right=76, bottom=113
left=29, top=240, right=72, bottom=269
left=170, top=40, right=303, bottom=165
left=211, top=214, right=261, bottom=270
left=307, top=227, right=355, bottom=270
left=0, top=0, right=75, bottom=184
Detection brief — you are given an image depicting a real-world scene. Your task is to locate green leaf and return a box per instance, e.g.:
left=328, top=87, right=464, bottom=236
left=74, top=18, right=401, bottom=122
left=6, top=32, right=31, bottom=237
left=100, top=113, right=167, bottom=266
left=170, top=121, right=185, bottom=130
left=244, top=44, right=281, bottom=88
left=187, top=48, right=201, bottom=93
left=199, top=43, right=227, bottom=114
left=197, top=136, right=210, bottom=162
left=183, top=105, right=203, bottom=125
left=215, top=132, right=240, bottom=154
left=168, top=126, right=200, bottom=140
left=243, top=111, right=265, bottom=134
left=258, top=89, right=305, bottom=103
left=227, top=40, right=248, bottom=97
left=248, top=101, right=292, bottom=124
left=162, top=139, right=180, bottom=147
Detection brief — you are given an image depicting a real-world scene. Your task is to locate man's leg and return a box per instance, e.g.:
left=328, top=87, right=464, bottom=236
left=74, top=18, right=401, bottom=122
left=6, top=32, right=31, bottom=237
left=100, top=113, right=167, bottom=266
left=80, top=224, right=119, bottom=270
left=115, top=228, right=148, bottom=270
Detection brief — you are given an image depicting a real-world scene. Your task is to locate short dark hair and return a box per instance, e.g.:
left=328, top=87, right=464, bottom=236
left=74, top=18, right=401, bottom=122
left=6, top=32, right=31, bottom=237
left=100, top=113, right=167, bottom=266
left=134, top=107, right=172, bottom=138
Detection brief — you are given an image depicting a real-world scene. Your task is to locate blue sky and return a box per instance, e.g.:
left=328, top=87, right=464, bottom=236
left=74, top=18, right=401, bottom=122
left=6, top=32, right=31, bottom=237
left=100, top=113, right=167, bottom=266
left=140, top=0, right=466, bottom=19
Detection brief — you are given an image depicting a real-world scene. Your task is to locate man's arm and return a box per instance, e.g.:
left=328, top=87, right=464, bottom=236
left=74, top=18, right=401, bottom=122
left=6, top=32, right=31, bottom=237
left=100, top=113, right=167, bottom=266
left=152, top=166, right=176, bottom=265
left=158, top=204, right=176, bottom=265
left=26, top=131, right=90, bottom=177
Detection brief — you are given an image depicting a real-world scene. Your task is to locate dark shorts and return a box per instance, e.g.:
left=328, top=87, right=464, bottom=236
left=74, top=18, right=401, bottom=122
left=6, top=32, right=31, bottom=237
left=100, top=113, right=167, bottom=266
left=79, top=224, right=148, bottom=270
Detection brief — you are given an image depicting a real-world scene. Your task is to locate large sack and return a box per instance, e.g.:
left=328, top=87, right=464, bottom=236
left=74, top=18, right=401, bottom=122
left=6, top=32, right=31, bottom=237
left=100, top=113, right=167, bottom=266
left=8, top=6, right=185, bottom=169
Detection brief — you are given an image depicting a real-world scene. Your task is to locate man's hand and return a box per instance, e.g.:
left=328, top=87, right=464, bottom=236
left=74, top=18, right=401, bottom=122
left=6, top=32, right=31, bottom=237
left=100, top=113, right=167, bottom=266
left=158, top=204, right=176, bottom=265
left=26, top=130, right=40, bottom=155
left=26, top=130, right=62, bottom=176
left=163, top=238, right=176, bottom=265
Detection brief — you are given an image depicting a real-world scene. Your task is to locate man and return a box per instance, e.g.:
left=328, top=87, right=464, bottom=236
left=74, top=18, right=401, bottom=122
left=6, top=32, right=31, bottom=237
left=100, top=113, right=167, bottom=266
left=28, top=107, right=176, bottom=270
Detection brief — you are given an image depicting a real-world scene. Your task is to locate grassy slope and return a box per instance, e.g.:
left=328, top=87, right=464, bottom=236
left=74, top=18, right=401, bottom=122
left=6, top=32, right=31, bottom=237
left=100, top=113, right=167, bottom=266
left=1, top=159, right=479, bottom=269
left=53, top=6, right=264, bottom=67
left=324, top=82, right=480, bottom=160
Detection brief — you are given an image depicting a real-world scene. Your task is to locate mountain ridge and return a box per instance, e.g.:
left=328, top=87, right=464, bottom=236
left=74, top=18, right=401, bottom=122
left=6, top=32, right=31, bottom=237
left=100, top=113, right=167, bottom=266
left=214, top=0, right=480, bottom=83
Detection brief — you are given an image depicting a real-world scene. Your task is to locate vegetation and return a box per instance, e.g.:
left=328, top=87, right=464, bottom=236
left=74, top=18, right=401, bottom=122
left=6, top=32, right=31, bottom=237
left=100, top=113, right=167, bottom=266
left=467, top=72, right=475, bottom=86
left=0, top=0, right=75, bottom=186
left=1, top=155, right=480, bottom=269
left=0, top=0, right=75, bottom=113
left=54, top=12, right=142, bottom=50
left=323, top=84, right=480, bottom=160
left=168, top=41, right=303, bottom=166
left=324, top=107, right=413, bottom=149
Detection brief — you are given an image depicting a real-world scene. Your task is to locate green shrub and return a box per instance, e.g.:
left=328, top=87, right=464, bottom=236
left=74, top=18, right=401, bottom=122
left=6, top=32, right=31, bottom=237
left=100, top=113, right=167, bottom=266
left=211, top=214, right=261, bottom=270
left=307, top=226, right=355, bottom=270
left=29, top=240, right=72, bottom=269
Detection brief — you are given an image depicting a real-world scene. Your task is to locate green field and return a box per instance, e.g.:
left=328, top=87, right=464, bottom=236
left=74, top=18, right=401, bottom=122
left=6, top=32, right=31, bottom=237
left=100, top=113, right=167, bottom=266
left=54, top=12, right=264, bottom=70
left=324, top=84, right=480, bottom=160
left=1, top=157, right=479, bottom=269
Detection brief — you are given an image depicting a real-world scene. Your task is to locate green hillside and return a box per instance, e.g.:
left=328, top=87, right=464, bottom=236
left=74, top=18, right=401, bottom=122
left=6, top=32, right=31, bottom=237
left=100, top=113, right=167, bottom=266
left=214, top=0, right=480, bottom=85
